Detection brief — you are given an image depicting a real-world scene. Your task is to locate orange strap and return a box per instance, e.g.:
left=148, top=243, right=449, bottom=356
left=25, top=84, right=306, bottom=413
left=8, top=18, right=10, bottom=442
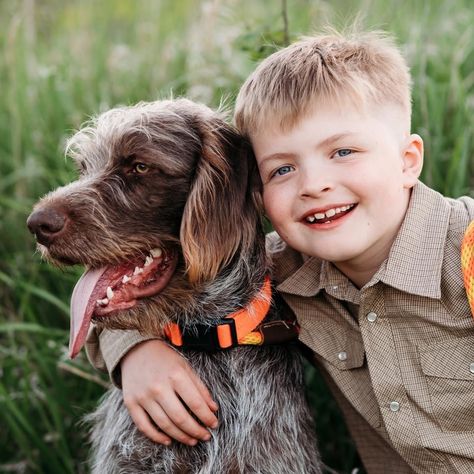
left=461, top=220, right=474, bottom=317
left=164, top=276, right=272, bottom=349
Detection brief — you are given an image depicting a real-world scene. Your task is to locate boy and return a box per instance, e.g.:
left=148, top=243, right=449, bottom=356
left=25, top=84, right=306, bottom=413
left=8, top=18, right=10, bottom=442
left=86, top=31, right=474, bottom=473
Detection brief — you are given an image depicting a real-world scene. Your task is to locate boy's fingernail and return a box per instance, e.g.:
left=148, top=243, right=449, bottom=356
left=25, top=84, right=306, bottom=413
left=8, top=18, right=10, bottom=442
left=210, top=421, right=218, bottom=429
left=203, top=433, right=211, bottom=441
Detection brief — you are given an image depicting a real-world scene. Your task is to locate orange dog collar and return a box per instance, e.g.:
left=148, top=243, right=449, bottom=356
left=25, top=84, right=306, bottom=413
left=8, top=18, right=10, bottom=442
left=164, top=276, right=299, bottom=350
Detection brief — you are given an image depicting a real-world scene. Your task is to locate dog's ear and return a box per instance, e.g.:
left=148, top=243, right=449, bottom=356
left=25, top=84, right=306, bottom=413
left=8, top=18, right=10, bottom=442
left=180, top=116, right=263, bottom=284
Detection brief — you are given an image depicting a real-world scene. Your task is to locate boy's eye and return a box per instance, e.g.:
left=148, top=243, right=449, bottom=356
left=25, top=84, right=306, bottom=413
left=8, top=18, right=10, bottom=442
left=334, top=149, right=353, bottom=158
left=273, top=165, right=294, bottom=177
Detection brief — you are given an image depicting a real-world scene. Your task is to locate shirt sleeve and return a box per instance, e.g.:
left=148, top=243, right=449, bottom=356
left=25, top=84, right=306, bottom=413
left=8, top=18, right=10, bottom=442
left=85, top=325, right=158, bottom=388
left=459, top=195, right=474, bottom=220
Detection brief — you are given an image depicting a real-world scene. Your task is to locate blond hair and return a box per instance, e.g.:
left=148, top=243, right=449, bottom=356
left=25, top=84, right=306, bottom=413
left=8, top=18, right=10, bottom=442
left=234, top=30, right=412, bottom=136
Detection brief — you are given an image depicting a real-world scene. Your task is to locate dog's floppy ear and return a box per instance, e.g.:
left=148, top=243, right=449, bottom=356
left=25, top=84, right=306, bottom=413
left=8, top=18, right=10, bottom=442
left=180, top=115, right=262, bottom=284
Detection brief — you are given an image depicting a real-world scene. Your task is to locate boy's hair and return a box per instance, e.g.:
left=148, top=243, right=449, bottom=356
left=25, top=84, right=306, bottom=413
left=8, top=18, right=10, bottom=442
left=234, top=30, right=412, bottom=136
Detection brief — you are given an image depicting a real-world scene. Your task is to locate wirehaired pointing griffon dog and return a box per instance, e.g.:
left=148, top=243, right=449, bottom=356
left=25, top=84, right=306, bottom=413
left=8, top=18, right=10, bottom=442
left=27, top=99, right=322, bottom=473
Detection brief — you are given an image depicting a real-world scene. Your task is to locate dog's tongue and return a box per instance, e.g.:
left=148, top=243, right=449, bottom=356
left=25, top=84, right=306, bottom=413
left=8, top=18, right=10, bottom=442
left=68, top=253, right=177, bottom=358
left=70, top=267, right=108, bottom=359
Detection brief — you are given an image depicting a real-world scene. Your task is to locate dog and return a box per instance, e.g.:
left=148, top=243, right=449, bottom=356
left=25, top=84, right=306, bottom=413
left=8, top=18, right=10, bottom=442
left=27, top=99, right=322, bottom=473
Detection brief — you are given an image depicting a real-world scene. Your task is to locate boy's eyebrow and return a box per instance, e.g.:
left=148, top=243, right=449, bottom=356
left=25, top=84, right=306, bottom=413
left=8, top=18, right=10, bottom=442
left=317, top=132, right=357, bottom=149
left=258, top=132, right=357, bottom=164
left=258, top=152, right=295, bottom=165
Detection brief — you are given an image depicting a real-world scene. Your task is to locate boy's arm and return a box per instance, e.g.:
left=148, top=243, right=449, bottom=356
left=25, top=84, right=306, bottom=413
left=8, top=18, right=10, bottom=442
left=85, top=326, right=156, bottom=384
left=85, top=327, right=219, bottom=445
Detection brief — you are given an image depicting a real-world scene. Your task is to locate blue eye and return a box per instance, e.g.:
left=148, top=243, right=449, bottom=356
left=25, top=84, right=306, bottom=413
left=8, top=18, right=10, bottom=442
left=274, top=165, right=294, bottom=177
left=335, top=149, right=352, bottom=158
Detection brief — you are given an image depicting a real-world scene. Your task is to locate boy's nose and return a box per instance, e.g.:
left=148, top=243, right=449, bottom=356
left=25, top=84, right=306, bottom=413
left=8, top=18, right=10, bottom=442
left=298, top=167, right=334, bottom=198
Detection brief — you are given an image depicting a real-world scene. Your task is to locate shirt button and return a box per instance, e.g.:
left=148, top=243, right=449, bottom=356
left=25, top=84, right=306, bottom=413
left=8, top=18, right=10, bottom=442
left=389, top=401, right=400, bottom=412
left=337, top=351, right=347, bottom=361
left=470, top=363, right=474, bottom=374
left=367, top=311, right=378, bottom=322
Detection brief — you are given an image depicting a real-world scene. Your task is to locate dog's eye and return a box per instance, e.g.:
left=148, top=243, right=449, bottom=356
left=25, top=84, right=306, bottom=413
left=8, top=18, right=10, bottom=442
left=133, top=163, right=149, bottom=174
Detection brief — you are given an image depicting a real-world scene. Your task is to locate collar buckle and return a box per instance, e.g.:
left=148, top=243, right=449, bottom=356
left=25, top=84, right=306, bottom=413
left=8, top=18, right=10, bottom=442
left=181, top=318, right=238, bottom=351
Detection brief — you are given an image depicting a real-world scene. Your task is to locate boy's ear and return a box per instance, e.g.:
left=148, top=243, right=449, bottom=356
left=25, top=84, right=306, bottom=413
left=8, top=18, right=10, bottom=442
left=402, top=133, right=423, bottom=188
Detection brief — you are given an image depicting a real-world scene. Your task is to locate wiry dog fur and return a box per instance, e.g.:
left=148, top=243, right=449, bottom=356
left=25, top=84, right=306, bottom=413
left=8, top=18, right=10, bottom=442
left=27, top=99, right=322, bottom=473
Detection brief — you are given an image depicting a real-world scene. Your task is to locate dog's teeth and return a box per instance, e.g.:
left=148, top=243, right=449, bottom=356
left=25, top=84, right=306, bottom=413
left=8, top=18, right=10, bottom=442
left=106, top=287, right=114, bottom=300
left=144, top=256, right=154, bottom=267
left=122, top=275, right=131, bottom=284
left=150, top=248, right=162, bottom=258
left=133, top=266, right=144, bottom=275
left=96, top=298, right=109, bottom=306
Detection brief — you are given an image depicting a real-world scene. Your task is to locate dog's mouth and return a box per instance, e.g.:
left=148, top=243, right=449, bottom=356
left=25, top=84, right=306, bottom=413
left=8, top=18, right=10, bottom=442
left=69, top=248, right=177, bottom=358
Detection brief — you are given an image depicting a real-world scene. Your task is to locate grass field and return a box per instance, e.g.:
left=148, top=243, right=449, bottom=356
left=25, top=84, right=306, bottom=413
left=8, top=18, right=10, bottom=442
left=1, top=0, right=473, bottom=472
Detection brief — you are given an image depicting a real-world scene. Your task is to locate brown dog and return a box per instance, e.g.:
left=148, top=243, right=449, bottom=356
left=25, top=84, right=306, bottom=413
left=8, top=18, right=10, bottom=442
left=27, top=99, right=322, bottom=473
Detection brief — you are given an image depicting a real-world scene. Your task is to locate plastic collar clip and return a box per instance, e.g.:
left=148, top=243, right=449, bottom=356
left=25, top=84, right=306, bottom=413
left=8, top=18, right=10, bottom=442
left=180, top=318, right=238, bottom=351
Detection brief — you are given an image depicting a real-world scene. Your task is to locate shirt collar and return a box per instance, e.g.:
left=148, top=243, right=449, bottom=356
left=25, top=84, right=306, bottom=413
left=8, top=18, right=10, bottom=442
left=277, top=181, right=450, bottom=300
left=379, top=181, right=450, bottom=298
left=276, top=255, right=324, bottom=297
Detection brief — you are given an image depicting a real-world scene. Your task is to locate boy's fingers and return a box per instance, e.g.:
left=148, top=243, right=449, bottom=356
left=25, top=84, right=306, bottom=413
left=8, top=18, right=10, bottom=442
left=189, top=371, right=219, bottom=413
left=128, top=405, right=172, bottom=446
left=172, top=377, right=218, bottom=429
left=157, top=389, right=213, bottom=441
left=143, top=401, right=201, bottom=446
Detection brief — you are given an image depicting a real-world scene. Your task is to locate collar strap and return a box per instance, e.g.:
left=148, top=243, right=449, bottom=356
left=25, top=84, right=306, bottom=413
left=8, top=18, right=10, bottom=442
left=163, top=276, right=298, bottom=350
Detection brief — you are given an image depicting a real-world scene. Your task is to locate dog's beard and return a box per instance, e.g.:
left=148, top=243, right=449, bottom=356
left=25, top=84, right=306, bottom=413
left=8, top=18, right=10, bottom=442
left=69, top=249, right=177, bottom=358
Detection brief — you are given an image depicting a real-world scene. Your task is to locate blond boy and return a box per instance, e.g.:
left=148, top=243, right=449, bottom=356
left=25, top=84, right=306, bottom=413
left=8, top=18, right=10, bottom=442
left=87, top=31, right=474, bottom=473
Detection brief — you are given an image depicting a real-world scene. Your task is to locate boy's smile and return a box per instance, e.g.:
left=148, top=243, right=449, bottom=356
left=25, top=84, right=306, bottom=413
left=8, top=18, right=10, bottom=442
left=302, top=203, right=357, bottom=226
left=252, top=101, right=423, bottom=287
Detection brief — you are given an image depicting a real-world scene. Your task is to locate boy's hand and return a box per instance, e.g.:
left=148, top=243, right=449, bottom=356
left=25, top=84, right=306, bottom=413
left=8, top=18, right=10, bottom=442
left=121, top=339, right=219, bottom=446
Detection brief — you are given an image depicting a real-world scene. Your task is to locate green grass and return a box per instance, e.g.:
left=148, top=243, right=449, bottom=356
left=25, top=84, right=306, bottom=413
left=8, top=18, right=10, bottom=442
left=1, top=0, right=473, bottom=472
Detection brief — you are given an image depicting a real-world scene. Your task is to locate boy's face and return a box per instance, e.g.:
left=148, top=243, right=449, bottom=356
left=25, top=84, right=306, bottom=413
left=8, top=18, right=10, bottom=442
left=252, top=101, right=423, bottom=282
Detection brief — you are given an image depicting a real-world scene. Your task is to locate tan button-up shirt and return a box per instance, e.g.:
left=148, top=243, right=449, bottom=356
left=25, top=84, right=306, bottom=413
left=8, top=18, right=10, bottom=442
left=269, top=181, right=474, bottom=473
left=86, top=181, right=474, bottom=473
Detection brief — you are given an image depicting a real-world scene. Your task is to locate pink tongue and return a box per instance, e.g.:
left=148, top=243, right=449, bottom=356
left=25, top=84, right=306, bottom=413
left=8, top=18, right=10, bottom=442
left=69, top=267, right=107, bottom=359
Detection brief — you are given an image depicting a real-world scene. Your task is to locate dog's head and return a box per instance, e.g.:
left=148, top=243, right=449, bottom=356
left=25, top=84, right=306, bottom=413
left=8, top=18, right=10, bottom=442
left=27, top=99, right=263, bottom=357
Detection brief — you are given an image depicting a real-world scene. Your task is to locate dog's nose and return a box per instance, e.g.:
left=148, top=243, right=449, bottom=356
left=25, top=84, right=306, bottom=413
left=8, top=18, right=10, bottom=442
left=27, top=207, right=67, bottom=246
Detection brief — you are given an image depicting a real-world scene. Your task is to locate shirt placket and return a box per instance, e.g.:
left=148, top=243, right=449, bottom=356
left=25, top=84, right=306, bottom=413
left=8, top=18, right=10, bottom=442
left=358, top=285, right=448, bottom=474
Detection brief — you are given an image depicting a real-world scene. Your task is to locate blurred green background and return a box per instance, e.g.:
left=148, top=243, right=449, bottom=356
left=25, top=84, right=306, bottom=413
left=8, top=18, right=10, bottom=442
left=1, top=0, right=473, bottom=472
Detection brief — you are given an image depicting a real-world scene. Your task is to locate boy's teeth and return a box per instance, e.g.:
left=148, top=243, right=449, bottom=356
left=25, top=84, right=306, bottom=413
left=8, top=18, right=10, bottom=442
left=106, top=287, right=114, bottom=300
left=306, top=204, right=354, bottom=222
left=122, top=274, right=131, bottom=284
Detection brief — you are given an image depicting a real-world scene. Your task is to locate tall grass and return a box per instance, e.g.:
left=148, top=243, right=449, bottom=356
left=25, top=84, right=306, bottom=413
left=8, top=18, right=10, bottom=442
left=1, top=0, right=473, bottom=472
